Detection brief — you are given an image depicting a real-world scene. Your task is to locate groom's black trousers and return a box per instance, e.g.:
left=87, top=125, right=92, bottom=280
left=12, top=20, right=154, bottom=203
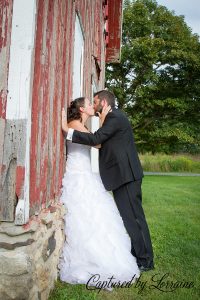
left=113, top=179, right=154, bottom=267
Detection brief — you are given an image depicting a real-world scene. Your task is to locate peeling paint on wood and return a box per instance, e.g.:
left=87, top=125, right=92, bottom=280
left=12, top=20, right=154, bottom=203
left=0, top=0, right=37, bottom=223
left=1, top=0, right=123, bottom=222
left=0, top=157, right=17, bottom=221
left=0, top=0, right=13, bottom=119
left=106, top=0, right=123, bottom=63
left=30, top=0, right=72, bottom=214
left=0, top=120, right=27, bottom=221
left=30, top=0, right=107, bottom=215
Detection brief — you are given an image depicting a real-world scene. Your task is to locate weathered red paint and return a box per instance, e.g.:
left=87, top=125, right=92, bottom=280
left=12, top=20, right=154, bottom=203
left=58, top=0, right=70, bottom=194
left=0, top=0, right=123, bottom=221
left=0, top=90, right=6, bottom=118
left=0, top=164, right=6, bottom=173
left=0, top=0, right=13, bottom=119
left=29, top=0, right=122, bottom=216
left=106, top=0, right=123, bottom=63
left=30, top=0, right=45, bottom=213
left=0, top=0, right=12, bottom=49
left=51, top=0, right=60, bottom=206
left=30, top=0, right=77, bottom=214
left=40, top=0, right=54, bottom=207
left=15, top=166, right=25, bottom=199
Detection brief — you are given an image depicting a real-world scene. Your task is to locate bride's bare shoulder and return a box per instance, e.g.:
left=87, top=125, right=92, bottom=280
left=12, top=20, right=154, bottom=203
left=68, top=120, right=89, bottom=132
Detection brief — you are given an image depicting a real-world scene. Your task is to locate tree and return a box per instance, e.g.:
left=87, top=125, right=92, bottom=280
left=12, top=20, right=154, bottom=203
left=106, top=0, right=200, bottom=153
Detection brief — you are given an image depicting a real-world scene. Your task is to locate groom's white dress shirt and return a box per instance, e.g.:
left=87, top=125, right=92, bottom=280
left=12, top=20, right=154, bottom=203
left=67, top=128, right=74, bottom=141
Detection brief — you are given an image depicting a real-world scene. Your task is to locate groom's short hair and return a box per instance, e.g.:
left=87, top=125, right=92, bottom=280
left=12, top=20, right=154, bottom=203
left=94, top=90, right=115, bottom=108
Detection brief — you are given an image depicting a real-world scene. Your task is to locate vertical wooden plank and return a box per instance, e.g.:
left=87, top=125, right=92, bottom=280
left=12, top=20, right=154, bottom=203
left=30, top=0, right=45, bottom=214
left=106, top=0, right=123, bottom=62
left=1, top=0, right=37, bottom=223
left=52, top=0, right=60, bottom=204
left=0, top=0, right=13, bottom=220
left=40, top=0, right=54, bottom=207
left=0, top=0, right=13, bottom=119
left=58, top=0, right=68, bottom=194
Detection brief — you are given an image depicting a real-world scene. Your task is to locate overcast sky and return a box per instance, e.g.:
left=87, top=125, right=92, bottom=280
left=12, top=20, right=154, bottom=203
left=156, top=0, right=200, bottom=35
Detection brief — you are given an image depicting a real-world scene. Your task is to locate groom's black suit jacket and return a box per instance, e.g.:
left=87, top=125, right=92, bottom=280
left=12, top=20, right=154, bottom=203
left=72, top=108, right=143, bottom=191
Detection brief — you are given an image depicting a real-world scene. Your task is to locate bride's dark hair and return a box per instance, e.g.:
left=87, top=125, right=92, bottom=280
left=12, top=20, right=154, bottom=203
left=67, top=97, right=85, bottom=122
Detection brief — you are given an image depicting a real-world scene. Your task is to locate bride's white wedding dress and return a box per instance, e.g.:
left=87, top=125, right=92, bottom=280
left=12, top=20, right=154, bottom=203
left=58, top=142, right=140, bottom=286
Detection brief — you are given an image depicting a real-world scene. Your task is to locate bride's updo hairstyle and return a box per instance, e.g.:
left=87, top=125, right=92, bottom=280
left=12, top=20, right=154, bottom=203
left=67, top=97, right=85, bottom=122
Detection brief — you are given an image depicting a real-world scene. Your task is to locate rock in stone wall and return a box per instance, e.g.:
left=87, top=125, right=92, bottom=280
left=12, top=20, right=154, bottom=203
left=0, top=203, right=66, bottom=300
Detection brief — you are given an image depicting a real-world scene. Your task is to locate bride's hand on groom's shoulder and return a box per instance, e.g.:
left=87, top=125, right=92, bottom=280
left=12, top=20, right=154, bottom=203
left=98, top=105, right=112, bottom=126
left=61, top=107, right=68, bottom=133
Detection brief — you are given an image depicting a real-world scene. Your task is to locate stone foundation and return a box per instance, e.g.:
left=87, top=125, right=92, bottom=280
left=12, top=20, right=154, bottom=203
left=0, top=203, right=66, bottom=300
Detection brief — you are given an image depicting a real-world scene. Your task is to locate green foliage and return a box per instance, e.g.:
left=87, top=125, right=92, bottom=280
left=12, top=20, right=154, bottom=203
left=139, top=153, right=200, bottom=172
left=106, top=0, right=200, bottom=154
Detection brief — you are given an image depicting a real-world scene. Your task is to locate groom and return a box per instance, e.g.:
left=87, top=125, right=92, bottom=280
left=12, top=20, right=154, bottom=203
left=63, top=90, right=154, bottom=271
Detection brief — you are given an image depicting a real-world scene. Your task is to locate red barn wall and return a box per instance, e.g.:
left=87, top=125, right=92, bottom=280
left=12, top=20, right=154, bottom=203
left=29, top=0, right=106, bottom=215
left=0, top=0, right=122, bottom=221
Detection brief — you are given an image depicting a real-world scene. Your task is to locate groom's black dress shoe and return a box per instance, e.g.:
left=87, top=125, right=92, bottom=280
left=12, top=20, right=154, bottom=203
left=138, top=261, right=154, bottom=272
left=139, top=265, right=154, bottom=272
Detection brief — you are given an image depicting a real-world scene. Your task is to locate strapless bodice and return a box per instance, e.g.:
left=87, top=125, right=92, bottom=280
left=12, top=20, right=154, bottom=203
left=66, top=142, right=91, bottom=172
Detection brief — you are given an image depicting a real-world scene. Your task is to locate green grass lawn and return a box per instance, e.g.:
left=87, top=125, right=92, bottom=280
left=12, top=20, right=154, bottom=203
left=49, top=176, right=200, bottom=300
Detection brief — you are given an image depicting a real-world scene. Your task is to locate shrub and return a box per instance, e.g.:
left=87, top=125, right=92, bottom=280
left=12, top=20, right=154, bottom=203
left=139, top=153, right=200, bottom=173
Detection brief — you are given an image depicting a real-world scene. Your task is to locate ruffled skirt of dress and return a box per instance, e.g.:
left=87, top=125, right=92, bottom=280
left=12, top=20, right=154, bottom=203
left=58, top=166, right=140, bottom=285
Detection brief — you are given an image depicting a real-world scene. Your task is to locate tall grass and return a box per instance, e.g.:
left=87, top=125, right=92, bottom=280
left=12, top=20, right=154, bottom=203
left=139, top=153, right=200, bottom=173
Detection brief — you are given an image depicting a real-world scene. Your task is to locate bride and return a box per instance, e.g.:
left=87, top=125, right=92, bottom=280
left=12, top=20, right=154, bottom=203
left=58, top=97, right=140, bottom=290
